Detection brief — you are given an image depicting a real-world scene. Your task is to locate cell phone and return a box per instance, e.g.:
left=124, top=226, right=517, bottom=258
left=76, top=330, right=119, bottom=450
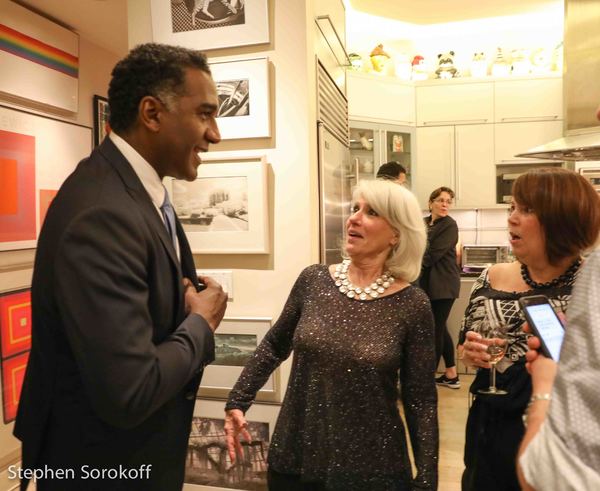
left=518, top=295, right=565, bottom=361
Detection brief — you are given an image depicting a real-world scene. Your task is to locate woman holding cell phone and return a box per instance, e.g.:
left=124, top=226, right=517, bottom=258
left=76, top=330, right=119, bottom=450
left=458, top=168, right=600, bottom=491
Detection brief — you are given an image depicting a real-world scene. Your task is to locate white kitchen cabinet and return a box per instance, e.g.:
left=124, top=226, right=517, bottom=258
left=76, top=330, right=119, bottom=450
left=347, top=72, right=415, bottom=125
left=494, top=120, right=564, bottom=164
left=415, top=124, right=495, bottom=209
left=416, top=81, right=494, bottom=126
left=494, top=77, right=562, bottom=122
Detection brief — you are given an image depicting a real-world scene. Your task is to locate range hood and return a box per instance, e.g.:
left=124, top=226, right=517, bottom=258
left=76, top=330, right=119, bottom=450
left=515, top=132, right=600, bottom=161
left=517, top=0, right=600, bottom=161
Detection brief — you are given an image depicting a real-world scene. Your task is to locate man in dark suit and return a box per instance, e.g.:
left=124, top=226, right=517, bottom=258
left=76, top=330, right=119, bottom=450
left=14, top=43, right=228, bottom=490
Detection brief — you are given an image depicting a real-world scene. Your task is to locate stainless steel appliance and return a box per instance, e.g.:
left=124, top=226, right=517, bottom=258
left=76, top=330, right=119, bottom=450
left=576, top=162, right=600, bottom=194
left=462, top=245, right=510, bottom=271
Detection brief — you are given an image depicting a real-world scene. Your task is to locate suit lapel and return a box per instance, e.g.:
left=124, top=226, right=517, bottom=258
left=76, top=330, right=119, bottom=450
left=176, top=219, right=199, bottom=289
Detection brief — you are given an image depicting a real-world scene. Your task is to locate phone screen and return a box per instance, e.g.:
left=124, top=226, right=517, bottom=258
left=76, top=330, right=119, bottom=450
left=524, top=303, right=565, bottom=360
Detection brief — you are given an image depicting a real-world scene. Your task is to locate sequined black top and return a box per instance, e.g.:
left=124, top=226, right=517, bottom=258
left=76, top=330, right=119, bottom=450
left=226, top=265, right=438, bottom=490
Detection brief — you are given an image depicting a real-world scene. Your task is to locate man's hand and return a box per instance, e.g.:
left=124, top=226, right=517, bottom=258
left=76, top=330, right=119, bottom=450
left=183, top=276, right=227, bottom=332
left=224, top=409, right=252, bottom=463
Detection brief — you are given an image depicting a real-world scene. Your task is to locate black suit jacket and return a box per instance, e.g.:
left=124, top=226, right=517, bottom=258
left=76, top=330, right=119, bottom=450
left=14, top=138, right=215, bottom=490
left=419, top=215, right=461, bottom=300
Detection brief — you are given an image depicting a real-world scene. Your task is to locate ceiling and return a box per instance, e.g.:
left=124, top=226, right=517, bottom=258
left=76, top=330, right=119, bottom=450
left=10, top=0, right=562, bottom=57
left=348, top=0, right=562, bottom=24
left=13, top=0, right=128, bottom=56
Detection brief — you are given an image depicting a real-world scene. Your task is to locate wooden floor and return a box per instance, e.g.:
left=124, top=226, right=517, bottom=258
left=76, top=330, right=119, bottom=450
left=437, top=373, right=473, bottom=491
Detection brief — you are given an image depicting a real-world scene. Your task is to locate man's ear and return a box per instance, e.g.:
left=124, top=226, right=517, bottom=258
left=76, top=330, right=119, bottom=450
left=138, top=96, right=162, bottom=132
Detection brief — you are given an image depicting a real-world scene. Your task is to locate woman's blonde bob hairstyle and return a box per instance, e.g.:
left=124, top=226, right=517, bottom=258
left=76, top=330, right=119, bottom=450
left=342, top=179, right=426, bottom=282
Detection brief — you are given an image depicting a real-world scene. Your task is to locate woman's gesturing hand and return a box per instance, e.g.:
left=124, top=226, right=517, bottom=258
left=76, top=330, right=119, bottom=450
left=224, top=409, right=253, bottom=463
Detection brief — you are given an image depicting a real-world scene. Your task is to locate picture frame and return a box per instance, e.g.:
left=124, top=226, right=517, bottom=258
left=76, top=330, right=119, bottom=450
left=165, top=155, right=270, bottom=254
left=210, top=57, right=271, bottom=140
left=184, top=398, right=280, bottom=491
left=151, top=0, right=269, bottom=52
left=93, top=95, right=110, bottom=147
left=198, top=317, right=280, bottom=403
left=0, top=104, right=92, bottom=251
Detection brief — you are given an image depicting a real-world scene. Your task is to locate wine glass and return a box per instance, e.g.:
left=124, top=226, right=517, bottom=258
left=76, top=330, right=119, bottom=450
left=477, top=309, right=509, bottom=396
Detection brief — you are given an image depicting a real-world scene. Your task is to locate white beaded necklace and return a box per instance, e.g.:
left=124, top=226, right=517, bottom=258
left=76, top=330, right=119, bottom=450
left=333, top=259, right=395, bottom=301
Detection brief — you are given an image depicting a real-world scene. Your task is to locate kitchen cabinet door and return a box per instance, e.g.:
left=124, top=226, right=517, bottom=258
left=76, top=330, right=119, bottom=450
left=494, top=120, right=564, bottom=164
left=455, top=124, right=495, bottom=208
left=494, top=77, right=562, bottom=122
left=416, top=81, right=494, bottom=126
left=415, top=125, right=455, bottom=208
left=347, top=72, right=415, bottom=125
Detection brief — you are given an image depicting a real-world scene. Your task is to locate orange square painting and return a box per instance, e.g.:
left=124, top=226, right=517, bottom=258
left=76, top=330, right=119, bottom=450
left=1, top=351, right=30, bottom=423
left=0, top=289, right=32, bottom=359
left=0, top=129, right=36, bottom=243
left=39, top=189, right=58, bottom=227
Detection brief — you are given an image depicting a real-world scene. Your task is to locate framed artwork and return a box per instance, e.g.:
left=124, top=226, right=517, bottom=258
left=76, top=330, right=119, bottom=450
left=93, top=95, right=110, bottom=147
left=0, top=289, right=31, bottom=360
left=166, top=156, right=269, bottom=254
left=0, top=104, right=92, bottom=251
left=0, top=1, right=79, bottom=112
left=198, top=317, right=279, bottom=402
left=184, top=398, right=280, bottom=491
left=210, top=57, right=270, bottom=140
left=151, top=0, right=269, bottom=52
left=1, top=350, right=30, bottom=423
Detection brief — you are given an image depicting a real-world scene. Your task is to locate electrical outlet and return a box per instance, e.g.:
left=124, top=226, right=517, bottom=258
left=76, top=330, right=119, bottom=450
left=196, top=269, right=233, bottom=301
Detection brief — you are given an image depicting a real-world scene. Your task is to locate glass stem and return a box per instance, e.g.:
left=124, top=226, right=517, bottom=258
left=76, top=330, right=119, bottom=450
left=489, top=364, right=497, bottom=391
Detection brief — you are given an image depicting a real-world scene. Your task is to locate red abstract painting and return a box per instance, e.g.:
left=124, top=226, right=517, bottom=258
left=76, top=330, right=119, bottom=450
left=0, top=129, right=36, bottom=243
left=1, top=351, right=30, bottom=423
left=39, top=189, right=58, bottom=227
left=0, top=289, right=31, bottom=359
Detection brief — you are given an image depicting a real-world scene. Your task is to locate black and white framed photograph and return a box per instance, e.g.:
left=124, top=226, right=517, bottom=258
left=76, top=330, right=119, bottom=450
left=165, top=155, right=269, bottom=254
left=151, top=0, right=269, bottom=52
left=183, top=399, right=280, bottom=491
left=209, top=57, right=270, bottom=140
left=197, top=317, right=279, bottom=402
left=93, top=95, right=110, bottom=147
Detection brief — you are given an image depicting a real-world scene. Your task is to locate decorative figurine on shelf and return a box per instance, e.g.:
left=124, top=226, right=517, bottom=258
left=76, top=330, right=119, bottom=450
left=359, top=132, right=373, bottom=151
left=370, top=44, right=391, bottom=73
left=394, top=52, right=412, bottom=81
left=491, top=47, right=510, bottom=77
left=348, top=53, right=364, bottom=71
left=470, top=52, right=488, bottom=78
left=510, top=48, right=531, bottom=76
left=530, top=47, right=553, bottom=74
left=411, top=55, right=429, bottom=81
left=435, top=51, right=459, bottom=79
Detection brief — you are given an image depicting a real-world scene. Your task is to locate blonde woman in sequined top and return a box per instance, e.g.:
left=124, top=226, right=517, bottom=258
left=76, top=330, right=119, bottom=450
left=224, top=180, right=438, bottom=491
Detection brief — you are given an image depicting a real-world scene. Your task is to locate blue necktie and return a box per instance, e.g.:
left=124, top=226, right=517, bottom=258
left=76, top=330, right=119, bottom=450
left=160, top=187, right=178, bottom=251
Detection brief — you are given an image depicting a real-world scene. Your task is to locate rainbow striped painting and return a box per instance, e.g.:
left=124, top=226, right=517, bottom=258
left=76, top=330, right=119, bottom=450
left=0, top=23, right=78, bottom=78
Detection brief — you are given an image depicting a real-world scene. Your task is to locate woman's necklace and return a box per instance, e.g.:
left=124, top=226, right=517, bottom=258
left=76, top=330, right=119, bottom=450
left=333, top=259, right=395, bottom=301
left=520, top=258, right=581, bottom=290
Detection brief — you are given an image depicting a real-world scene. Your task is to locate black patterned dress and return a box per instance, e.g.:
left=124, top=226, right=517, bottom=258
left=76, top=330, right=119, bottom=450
left=459, top=266, right=578, bottom=491
left=226, top=264, right=438, bottom=491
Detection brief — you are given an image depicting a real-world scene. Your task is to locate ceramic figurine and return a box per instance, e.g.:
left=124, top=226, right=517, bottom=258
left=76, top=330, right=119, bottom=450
left=411, top=55, right=428, bottom=81
left=435, top=51, right=459, bottom=79
left=491, top=47, right=510, bottom=77
left=370, top=44, right=391, bottom=73
left=470, top=52, right=487, bottom=78
left=510, top=49, right=531, bottom=76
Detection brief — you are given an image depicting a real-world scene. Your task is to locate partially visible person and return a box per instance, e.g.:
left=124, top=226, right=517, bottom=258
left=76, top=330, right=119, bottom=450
left=14, top=44, right=228, bottom=491
left=517, top=247, right=600, bottom=490
left=376, top=160, right=407, bottom=185
left=224, top=180, right=438, bottom=490
left=419, top=187, right=461, bottom=389
left=459, top=168, right=600, bottom=491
